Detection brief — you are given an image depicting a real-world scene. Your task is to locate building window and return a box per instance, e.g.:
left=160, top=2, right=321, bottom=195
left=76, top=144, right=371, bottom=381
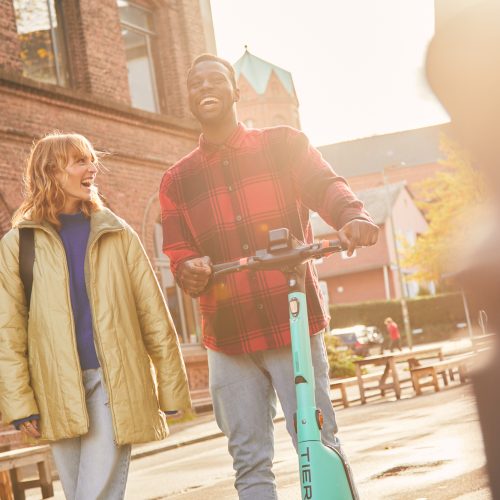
left=117, top=1, right=160, bottom=113
left=12, top=0, right=69, bottom=86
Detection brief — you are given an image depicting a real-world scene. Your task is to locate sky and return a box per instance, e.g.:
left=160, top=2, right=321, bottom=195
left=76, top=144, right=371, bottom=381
left=210, top=0, right=450, bottom=147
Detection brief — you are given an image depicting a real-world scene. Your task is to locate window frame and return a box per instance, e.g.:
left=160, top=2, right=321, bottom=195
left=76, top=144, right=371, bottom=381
left=13, top=0, right=70, bottom=87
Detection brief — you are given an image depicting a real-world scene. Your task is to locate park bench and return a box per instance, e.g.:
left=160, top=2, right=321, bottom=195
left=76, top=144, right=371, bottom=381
left=0, top=444, right=54, bottom=500
left=190, top=388, right=213, bottom=414
left=354, top=347, right=444, bottom=403
left=410, top=353, right=474, bottom=396
left=330, top=372, right=383, bottom=408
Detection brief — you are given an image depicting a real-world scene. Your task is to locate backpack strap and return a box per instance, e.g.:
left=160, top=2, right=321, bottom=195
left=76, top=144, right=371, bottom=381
left=19, top=228, right=35, bottom=309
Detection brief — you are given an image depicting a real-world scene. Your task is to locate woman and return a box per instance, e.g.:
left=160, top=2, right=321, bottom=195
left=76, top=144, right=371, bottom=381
left=0, top=132, right=191, bottom=499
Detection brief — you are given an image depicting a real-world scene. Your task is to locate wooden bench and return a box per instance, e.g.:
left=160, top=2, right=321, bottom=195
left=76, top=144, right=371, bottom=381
left=0, top=445, right=53, bottom=500
left=330, top=372, right=383, bottom=408
left=190, top=389, right=213, bottom=414
left=410, top=354, right=474, bottom=396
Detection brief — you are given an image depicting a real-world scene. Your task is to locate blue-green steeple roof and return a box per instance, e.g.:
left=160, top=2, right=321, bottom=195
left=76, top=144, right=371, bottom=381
left=234, top=49, right=295, bottom=96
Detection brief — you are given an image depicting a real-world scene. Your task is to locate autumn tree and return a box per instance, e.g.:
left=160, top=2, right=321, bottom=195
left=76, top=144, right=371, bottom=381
left=403, top=135, right=485, bottom=283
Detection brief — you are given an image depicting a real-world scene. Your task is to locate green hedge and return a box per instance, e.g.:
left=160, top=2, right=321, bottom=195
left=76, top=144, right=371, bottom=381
left=329, top=293, right=476, bottom=344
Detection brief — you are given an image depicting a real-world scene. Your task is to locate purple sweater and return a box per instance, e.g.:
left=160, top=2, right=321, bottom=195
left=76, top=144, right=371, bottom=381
left=59, top=212, right=100, bottom=370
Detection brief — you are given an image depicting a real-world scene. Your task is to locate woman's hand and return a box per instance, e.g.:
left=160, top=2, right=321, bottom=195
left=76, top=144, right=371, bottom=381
left=19, top=419, right=41, bottom=438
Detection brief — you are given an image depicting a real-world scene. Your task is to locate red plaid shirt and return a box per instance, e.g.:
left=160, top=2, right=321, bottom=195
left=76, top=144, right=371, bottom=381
left=160, top=124, right=372, bottom=354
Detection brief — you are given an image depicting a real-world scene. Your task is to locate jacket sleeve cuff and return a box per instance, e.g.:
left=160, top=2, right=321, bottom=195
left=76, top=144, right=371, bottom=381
left=337, top=209, right=374, bottom=229
left=12, top=414, right=40, bottom=430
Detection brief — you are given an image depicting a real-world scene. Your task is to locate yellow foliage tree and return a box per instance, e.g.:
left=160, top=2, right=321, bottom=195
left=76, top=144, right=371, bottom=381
left=403, top=135, right=485, bottom=283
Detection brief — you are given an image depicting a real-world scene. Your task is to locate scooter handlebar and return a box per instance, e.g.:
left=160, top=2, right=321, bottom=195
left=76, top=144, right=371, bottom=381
left=212, top=239, right=343, bottom=277
left=211, top=258, right=250, bottom=276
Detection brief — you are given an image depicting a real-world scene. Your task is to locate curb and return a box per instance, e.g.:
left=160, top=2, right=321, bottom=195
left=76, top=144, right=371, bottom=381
left=131, top=416, right=286, bottom=461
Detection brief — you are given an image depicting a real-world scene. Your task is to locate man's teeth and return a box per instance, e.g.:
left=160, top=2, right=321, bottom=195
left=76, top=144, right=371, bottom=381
left=200, top=97, right=219, bottom=106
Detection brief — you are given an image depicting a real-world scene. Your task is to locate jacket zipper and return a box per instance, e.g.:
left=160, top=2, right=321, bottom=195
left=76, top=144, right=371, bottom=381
left=85, top=228, right=123, bottom=445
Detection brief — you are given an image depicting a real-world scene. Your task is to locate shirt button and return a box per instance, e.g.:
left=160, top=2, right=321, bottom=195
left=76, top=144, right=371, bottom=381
left=222, top=159, right=230, bottom=167
left=242, top=243, right=249, bottom=251
left=257, top=304, right=264, bottom=310
left=236, top=215, right=242, bottom=222
left=228, top=185, right=233, bottom=192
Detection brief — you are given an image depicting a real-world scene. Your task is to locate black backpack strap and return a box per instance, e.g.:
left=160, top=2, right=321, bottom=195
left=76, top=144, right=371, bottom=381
left=19, top=228, right=35, bottom=309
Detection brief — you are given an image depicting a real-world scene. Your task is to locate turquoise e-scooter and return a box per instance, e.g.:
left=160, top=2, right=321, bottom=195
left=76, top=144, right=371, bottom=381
left=212, top=228, right=357, bottom=500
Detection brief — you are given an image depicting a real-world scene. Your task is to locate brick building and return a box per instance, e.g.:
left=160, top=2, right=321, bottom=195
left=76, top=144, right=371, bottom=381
left=0, top=0, right=218, bottom=416
left=234, top=48, right=300, bottom=129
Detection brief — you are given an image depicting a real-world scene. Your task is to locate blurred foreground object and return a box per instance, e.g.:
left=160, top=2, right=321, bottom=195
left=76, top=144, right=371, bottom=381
left=427, top=1, right=500, bottom=497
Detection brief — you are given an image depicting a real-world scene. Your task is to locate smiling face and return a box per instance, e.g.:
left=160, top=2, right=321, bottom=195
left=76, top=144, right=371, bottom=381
left=56, top=151, right=98, bottom=214
left=187, top=60, right=240, bottom=127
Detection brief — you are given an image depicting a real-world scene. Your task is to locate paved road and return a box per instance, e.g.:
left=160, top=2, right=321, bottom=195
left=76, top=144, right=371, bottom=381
left=122, top=384, right=490, bottom=499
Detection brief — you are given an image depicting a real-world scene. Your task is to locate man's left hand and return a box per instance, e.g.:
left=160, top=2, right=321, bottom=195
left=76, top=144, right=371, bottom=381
left=338, top=220, right=379, bottom=256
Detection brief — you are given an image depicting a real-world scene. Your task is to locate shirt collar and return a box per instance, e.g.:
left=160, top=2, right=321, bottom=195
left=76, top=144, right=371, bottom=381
left=199, top=122, right=248, bottom=154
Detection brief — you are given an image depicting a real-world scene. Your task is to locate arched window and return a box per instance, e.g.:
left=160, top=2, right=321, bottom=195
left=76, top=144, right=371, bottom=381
left=154, top=223, right=201, bottom=344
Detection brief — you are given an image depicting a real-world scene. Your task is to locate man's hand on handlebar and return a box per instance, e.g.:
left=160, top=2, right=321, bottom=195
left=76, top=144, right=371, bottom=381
left=338, top=219, right=379, bottom=256
left=178, top=256, right=212, bottom=297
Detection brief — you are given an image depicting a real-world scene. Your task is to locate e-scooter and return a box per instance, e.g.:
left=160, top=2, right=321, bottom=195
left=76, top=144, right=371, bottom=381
left=212, top=227, right=357, bottom=500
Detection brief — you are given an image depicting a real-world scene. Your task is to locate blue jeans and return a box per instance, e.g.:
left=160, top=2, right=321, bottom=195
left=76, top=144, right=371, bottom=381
left=208, top=332, right=355, bottom=500
left=51, top=369, right=131, bottom=500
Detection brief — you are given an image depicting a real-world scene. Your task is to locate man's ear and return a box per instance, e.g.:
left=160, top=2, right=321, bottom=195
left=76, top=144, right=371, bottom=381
left=233, top=88, right=240, bottom=103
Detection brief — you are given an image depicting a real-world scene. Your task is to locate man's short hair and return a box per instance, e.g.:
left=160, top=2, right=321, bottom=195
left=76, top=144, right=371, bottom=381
left=187, top=53, right=238, bottom=89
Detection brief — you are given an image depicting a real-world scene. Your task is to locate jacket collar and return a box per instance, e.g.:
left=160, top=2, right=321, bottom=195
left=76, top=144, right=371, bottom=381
left=198, top=122, right=248, bottom=154
left=17, top=208, right=126, bottom=240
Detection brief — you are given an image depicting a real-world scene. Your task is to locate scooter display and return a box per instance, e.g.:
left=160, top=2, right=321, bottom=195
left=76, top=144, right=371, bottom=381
left=212, top=228, right=357, bottom=500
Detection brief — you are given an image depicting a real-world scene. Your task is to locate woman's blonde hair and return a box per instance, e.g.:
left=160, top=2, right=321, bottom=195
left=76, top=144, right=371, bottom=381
left=12, top=132, right=104, bottom=228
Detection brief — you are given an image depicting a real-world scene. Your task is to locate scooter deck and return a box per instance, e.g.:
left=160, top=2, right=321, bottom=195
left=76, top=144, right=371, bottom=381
left=298, top=440, right=355, bottom=499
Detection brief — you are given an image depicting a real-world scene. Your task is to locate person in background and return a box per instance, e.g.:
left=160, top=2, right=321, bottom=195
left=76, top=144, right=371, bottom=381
left=160, top=53, right=379, bottom=499
left=385, top=317, right=402, bottom=352
left=0, top=132, right=191, bottom=500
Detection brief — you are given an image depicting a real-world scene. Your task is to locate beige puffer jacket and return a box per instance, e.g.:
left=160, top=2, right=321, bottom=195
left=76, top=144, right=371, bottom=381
left=0, top=208, right=191, bottom=445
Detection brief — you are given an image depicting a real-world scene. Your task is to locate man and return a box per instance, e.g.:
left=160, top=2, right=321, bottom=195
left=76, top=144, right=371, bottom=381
left=160, top=54, right=379, bottom=499
left=426, top=2, right=500, bottom=496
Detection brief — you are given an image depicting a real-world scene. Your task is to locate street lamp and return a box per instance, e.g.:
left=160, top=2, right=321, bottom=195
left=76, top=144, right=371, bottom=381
left=383, top=167, right=413, bottom=349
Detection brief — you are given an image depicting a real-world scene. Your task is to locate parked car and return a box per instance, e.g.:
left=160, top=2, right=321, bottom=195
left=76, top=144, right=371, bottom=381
left=329, top=325, right=384, bottom=357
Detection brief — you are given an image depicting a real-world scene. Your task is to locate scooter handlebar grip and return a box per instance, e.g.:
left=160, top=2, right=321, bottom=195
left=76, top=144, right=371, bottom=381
left=212, top=258, right=249, bottom=277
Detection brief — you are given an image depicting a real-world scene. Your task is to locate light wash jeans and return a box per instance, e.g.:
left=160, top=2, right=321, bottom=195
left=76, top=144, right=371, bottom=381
left=208, top=332, right=357, bottom=500
left=51, top=368, right=131, bottom=500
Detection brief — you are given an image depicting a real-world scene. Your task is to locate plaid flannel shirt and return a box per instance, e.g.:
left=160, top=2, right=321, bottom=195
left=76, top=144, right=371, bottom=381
left=160, top=124, right=372, bottom=354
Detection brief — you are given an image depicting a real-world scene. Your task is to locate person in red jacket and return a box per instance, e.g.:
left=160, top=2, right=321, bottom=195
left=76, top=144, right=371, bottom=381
left=385, top=317, right=402, bottom=352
